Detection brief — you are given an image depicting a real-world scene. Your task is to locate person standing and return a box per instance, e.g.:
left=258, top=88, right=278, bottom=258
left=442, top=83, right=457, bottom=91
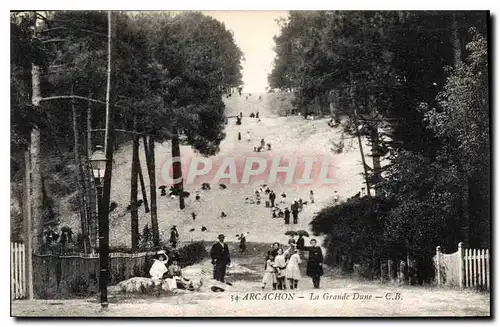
left=309, top=190, right=315, bottom=204
left=246, top=131, right=251, bottom=143
left=238, top=131, right=241, bottom=141
left=274, top=248, right=287, bottom=290
left=305, top=239, right=324, bottom=289
left=291, top=201, right=299, bottom=224
left=269, top=191, right=276, bottom=207
left=296, top=234, right=305, bottom=250
left=262, top=253, right=277, bottom=290
left=210, top=234, right=231, bottom=282
left=170, top=226, right=179, bottom=249
left=270, top=242, right=280, bottom=257
left=284, top=207, right=290, bottom=225
left=239, top=232, right=247, bottom=253
left=288, top=235, right=296, bottom=246
left=285, top=245, right=301, bottom=289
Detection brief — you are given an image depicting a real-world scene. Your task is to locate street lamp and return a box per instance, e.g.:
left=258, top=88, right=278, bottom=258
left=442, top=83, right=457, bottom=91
left=90, top=145, right=108, bottom=308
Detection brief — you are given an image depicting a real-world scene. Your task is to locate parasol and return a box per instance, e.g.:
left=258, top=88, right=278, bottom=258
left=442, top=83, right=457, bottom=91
left=284, top=230, right=298, bottom=236
left=296, top=230, right=310, bottom=237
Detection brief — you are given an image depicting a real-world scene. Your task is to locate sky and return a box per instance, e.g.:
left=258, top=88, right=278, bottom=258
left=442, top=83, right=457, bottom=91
left=203, top=11, right=288, bottom=94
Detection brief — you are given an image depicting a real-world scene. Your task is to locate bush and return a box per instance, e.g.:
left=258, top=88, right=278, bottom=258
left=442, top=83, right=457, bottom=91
left=169, top=241, right=207, bottom=267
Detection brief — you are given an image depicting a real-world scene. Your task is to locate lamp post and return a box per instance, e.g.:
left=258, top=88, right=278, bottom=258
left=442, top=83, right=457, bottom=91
left=90, top=145, right=108, bottom=308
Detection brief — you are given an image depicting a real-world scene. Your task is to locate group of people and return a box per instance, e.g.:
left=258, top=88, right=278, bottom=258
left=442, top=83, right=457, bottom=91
left=263, top=238, right=324, bottom=290
left=149, top=250, right=201, bottom=291
left=208, top=233, right=325, bottom=290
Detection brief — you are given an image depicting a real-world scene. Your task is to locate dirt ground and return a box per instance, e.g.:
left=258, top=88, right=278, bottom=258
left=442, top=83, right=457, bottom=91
left=11, top=282, right=490, bottom=317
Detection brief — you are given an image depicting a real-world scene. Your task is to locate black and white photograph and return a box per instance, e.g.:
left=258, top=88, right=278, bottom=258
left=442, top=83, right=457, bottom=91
left=9, top=9, right=491, bottom=317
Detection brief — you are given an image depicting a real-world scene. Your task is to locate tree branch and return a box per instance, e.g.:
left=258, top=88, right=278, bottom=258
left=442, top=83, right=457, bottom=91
left=42, top=38, right=66, bottom=44
left=39, top=95, right=127, bottom=109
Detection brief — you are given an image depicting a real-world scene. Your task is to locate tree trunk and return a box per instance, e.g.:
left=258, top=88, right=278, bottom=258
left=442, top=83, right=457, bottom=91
left=87, top=91, right=93, bottom=156
left=144, top=136, right=159, bottom=246
left=451, top=13, right=462, bottom=66
left=137, top=146, right=150, bottom=214
left=84, top=94, right=98, bottom=250
left=365, top=92, right=382, bottom=196
left=130, top=116, right=139, bottom=252
left=350, top=75, right=371, bottom=196
left=72, top=92, right=90, bottom=253
left=171, top=131, right=185, bottom=210
left=30, top=12, right=43, bottom=254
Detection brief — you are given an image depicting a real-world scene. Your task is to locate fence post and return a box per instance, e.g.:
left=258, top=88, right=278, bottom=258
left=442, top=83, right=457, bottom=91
left=436, top=246, right=441, bottom=287
left=10, top=243, right=14, bottom=299
left=458, top=242, right=464, bottom=288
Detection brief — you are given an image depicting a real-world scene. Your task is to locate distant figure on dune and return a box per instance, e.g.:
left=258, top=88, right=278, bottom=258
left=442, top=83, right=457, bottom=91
left=284, top=208, right=290, bottom=225
left=267, top=143, right=271, bottom=151
left=269, top=190, right=276, bottom=207
left=191, top=212, right=197, bottom=221
left=260, top=138, right=265, bottom=148
left=310, top=190, right=315, bottom=204
left=246, top=131, right=251, bottom=142
left=159, top=185, right=167, bottom=197
left=239, top=111, right=243, bottom=118
left=219, top=183, right=227, bottom=189
left=291, top=201, right=299, bottom=224
left=202, top=183, right=211, bottom=190
left=195, top=191, right=201, bottom=201
left=221, top=212, right=227, bottom=218
left=170, top=226, right=179, bottom=249
left=256, top=111, right=260, bottom=119
left=238, top=232, right=247, bottom=253
left=238, top=132, right=241, bottom=141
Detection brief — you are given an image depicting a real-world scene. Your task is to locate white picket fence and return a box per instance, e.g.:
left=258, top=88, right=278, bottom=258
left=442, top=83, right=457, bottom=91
left=435, top=242, right=490, bottom=290
left=11, top=242, right=26, bottom=299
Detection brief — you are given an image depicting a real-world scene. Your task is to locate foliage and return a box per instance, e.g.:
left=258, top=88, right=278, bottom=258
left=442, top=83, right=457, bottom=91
left=10, top=11, right=244, bottom=242
left=308, top=13, right=489, bottom=281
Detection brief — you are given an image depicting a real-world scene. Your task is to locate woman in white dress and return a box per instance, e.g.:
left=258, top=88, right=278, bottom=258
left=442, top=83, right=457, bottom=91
left=285, top=245, right=301, bottom=289
left=262, top=252, right=277, bottom=290
left=149, top=251, right=178, bottom=290
left=274, top=248, right=287, bottom=290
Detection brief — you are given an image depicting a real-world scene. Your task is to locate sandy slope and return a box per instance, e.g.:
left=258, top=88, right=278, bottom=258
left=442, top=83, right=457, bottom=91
left=60, top=93, right=369, bottom=247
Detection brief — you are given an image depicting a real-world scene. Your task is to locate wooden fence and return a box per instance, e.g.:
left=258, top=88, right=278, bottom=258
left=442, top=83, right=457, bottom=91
left=11, top=242, right=26, bottom=299
left=32, top=252, right=153, bottom=299
left=434, top=242, right=490, bottom=290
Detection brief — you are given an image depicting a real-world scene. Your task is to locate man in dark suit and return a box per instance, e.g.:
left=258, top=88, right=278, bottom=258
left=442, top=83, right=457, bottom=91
left=210, top=234, right=231, bottom=282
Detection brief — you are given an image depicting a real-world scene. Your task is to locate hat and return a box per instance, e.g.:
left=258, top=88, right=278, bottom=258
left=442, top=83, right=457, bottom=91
left=218, top=234, right=225, bottom=239
left=157, top=250, right=166, bottom=255
left=171, top=225, right=177, bottom=229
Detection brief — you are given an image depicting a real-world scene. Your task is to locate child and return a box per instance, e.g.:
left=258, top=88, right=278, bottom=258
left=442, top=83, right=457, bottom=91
left=285, top=245, right=302, bottom=290
left=262, top=253, right=278, bottom=290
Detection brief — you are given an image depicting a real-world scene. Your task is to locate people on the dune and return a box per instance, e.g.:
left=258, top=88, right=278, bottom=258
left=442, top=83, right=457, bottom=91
left=284, top=207, right=291, bottom=225
left=305, top=239, right=324, bottom=289
left=262, top=252, right=277, bottom=290
left=269, top=191, right=276, bottom=207
left=285, top=244, right=301, bottom=289
left=291, top=201, right=299, bottom=224
left=274, top=248, right=287, bottom=290
left=310, top=190, right=315, bottom=204
left=167, top=259, right=196, bottom=290
left=170, top=226, right=179, bottom=249
left=210, top=234, right=231, bottom=283
left=238, top=232, right=247, bottom=253
left=149, top=251, right=169, bottom=281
